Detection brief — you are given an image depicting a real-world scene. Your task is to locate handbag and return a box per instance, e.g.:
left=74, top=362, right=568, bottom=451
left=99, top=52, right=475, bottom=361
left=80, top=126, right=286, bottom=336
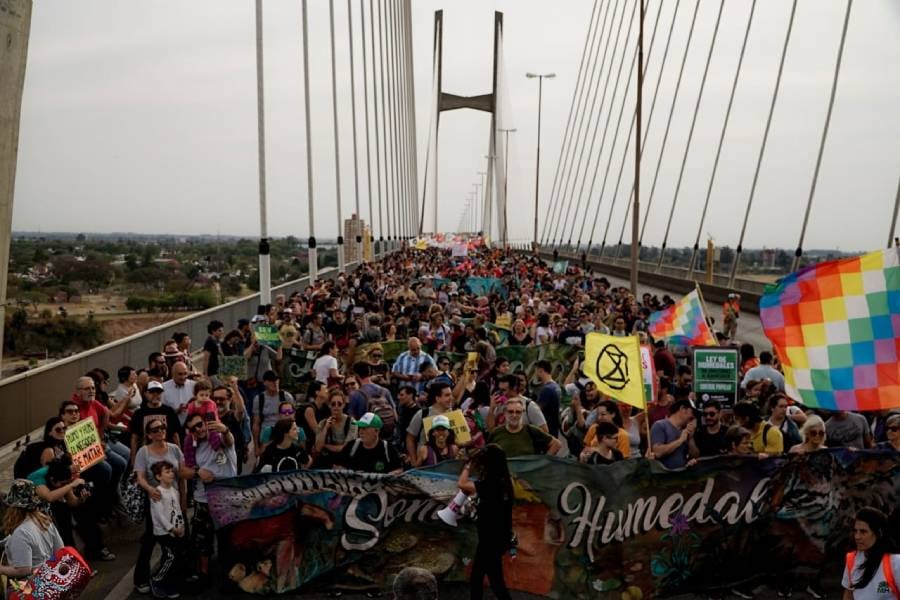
left=7, top=546, right=92, bottom=600
left=119, top=472, right=145, bottom=525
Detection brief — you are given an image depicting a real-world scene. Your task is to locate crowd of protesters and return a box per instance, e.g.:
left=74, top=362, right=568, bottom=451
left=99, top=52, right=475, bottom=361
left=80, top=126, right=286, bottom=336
left=1, top=245, right=898, bottom=599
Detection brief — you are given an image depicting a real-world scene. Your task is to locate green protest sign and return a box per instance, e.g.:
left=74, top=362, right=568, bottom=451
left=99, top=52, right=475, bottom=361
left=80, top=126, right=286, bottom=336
left=64, top=418, right=106, bottom=471
left=692, top=347, right=739, bottom=408
left=254, top=324, right=281, bottom=349
left=281, top=347, right=312, bottom=394
left=219, top=356, right=247, bottom=380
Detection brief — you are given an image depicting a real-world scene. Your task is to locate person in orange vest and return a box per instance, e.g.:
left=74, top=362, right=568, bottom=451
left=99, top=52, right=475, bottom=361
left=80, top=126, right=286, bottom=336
left=722, top=293, right=741, bottom=340
left=842, top=507, right=899, bottom=600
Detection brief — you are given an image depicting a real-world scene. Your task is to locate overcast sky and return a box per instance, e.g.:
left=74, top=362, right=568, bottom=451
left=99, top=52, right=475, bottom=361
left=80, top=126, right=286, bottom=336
left=11, top=0, right=900, bottom=251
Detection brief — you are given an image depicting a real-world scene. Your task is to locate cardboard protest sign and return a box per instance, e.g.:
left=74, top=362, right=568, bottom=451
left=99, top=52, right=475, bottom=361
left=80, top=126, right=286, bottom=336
left=423, top=409, right=471, bottom=445
left=254, top=324, right=281, bottom=349
left=692, top=347, right=739, bottom=408
left=640, top=344, right=658, bottom=403
left=64, top=418, right=106, bottom=471
left=219, top=356, right=247, bottom=380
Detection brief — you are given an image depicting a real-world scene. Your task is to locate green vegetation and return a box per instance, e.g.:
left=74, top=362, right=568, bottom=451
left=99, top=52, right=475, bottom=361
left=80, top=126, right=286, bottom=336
left=4, top=307, right=104, bottom=356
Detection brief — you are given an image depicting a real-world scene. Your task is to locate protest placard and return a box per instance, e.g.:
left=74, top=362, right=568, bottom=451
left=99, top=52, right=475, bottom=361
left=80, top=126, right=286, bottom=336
left=640, top=344, right=658, bottom=403
left=64, top=418, right=106, bottom=471
left=423, top=409, right=471, bottom=445
left=692, top=347, right=739, bottom=408
left=219, top=355, right=247, bottom=380
left=254, top=324, right=281, bottom=349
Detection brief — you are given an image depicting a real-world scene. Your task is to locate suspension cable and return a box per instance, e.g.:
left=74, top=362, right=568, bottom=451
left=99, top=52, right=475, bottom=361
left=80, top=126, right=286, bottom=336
left=728, top=0, right=797, bottom=287
left=581, top=0, right=663, bottom=253
left=890, top=177, right=900, bottom=249
left=637, top=0, right=701, bottom=246
left=347, top=0, right=362, bottom=245
left=558, top=0, right=633, bottom=248
left=540, top=1, right=600, bottom=246
left=375, top=0, right=391, bottom=243
left=367, top=0, right=384, bottom=247
left=328, top=0, right=345, bottom=269
left=576, top=0, right=661, bottom=251
left=545, top=1, right=614, bottom=247
left=686, top=0, right=756, bottom=276
left=360, top=0, right=375, bottom=246
left=301, top=0, right=318, bottom=278
left=549, top=0, right=622, bottom=247
left=655, top=0, right=724, bottom=272
left=594, top=0, right=682, bottom=256
left=790, top=0, right=853, bottom=272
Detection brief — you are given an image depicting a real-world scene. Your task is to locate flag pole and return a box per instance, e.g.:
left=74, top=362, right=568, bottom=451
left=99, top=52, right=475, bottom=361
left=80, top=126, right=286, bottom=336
left=635, top=333, right=652, bottom=452
left=694, top=282, right=717, bottom=344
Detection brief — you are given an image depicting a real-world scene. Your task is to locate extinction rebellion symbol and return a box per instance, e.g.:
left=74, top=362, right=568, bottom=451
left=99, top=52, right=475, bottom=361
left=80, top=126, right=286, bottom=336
left=595, top=343, right=630, bottom=390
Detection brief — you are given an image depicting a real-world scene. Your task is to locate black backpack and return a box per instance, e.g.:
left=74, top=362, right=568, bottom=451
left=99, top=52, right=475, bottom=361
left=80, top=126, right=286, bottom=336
left=14, top=442, right=47, bottom=479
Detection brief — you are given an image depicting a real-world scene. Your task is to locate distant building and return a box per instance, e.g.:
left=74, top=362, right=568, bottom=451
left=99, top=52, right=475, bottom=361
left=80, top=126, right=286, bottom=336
left=344, top=213, right=367, bottom=263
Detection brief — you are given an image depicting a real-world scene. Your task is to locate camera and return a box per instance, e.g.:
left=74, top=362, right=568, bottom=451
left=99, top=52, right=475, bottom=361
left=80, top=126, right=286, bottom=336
left=74, top=481, right=95, bottom=497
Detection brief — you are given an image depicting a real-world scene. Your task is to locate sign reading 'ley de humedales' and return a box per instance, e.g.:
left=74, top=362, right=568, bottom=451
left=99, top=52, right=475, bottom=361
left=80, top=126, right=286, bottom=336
left=692, top=347, right=739, bottom=408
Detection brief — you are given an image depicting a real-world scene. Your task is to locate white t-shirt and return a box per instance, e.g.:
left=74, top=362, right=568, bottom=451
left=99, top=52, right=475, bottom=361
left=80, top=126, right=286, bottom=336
left=150, top=485, right=185, bottom=536
left=842, top=552, right=900, bottom=600
left=313, top=355, right=339, bottom=384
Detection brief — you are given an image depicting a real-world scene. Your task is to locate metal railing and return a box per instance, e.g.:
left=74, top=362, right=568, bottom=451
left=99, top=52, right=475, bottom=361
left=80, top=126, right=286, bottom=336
left=0, top=263, right=357, bottom=449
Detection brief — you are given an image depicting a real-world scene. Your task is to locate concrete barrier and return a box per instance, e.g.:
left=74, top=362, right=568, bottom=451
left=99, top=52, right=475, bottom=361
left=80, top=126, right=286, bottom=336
left=0, top=263, right=357, bottom=449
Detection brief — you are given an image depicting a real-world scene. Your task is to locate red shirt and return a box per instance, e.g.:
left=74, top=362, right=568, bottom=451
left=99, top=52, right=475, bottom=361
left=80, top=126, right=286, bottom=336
left=76, top=398, right=109, bottom=432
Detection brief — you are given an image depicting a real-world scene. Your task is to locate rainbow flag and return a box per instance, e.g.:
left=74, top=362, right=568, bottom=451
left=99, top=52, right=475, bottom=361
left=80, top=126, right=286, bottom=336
left=647, top=289, right=717, bottom=346
left=760, top=248, right=900, bottom=410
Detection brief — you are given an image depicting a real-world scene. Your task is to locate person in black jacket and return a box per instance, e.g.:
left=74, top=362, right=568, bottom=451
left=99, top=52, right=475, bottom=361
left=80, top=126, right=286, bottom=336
left=457, top=444, right=513, bottom=600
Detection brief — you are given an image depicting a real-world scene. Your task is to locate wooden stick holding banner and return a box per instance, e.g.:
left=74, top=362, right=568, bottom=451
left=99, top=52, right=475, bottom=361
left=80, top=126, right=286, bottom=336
left=636, top=334, right=652, bottom=445
left=694, top=282, right=715, bottom=342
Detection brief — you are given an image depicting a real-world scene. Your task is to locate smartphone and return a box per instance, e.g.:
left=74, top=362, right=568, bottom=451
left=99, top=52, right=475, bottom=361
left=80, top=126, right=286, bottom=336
left=205, top=412, right=217, bottom=423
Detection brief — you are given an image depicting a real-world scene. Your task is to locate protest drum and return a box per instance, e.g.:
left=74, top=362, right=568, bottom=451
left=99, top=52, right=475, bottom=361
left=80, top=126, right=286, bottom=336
left=7, top=547, right=91, bottom=600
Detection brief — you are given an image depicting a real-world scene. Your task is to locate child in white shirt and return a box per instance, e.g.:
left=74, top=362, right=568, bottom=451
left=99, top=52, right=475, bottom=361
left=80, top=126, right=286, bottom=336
left=149, top=461, right=185, bottom=599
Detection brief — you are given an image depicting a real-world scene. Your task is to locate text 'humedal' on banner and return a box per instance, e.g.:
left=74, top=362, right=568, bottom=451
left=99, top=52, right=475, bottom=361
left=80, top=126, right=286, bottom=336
left=583, top=332, right=646, bottom=409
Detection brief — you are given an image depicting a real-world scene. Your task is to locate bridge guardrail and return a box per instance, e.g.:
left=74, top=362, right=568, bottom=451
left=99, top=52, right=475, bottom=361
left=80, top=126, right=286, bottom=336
left=0, top=263, right=357, bottom=449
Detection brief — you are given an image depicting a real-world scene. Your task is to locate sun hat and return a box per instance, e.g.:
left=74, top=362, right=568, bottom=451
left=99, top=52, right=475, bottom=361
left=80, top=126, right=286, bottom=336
left=3, top=479, right=43, bottom=511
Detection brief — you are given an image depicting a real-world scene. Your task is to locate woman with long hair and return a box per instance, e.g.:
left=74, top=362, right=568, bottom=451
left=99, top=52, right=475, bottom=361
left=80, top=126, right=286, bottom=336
left=314, top=390, right=357, bottom=467
left=841, top=507, right=899, bottom=599
left=0, top=479, right=64, bottom=580
left=256, top=419, right=311, bottom=473
left=417, top=416, right=458, bottom=466
left=507, top=319, right=533, bottom=346
left=457, top=444, right=514, bottom=600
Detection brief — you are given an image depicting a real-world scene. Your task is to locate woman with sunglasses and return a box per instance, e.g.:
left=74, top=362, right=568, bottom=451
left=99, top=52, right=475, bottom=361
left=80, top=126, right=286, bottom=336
left=789, top=415, right=828, bottom=454
left=133, top=418, right=187, bottom=594
left=314, top=390, right=357, bottom=468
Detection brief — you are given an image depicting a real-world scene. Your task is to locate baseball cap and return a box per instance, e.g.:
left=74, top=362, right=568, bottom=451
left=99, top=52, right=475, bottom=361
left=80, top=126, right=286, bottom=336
left=147, top=381, right=164, bottom=392
left=354, top=412, right=383, bottom=429
left=251, top=315, right=267, bottom=324
left=430, top=414, right=451, bottom=430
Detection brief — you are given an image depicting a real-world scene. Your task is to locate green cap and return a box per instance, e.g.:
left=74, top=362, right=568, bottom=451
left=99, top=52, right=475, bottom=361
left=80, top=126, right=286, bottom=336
left=354, top=412, right=384, bottom=429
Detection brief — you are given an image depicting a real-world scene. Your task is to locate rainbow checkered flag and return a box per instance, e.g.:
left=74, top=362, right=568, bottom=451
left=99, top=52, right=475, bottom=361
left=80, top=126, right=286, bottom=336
left=760, top=248, right=900, bottom=410
left=647, top=289, right=717, bottom=347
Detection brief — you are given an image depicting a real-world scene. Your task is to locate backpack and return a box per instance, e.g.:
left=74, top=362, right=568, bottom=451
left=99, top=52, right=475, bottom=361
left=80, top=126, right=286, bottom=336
left=295, top=401, right=318, bottom=449
left=845, top=551, right=899, bottom=599
left=360, top=385, right=396, bottom=437
left=349, top=438, right=391, bottom=465
left=14, top=442, right=47, bottom=479
left=255, top=389, right=287, bottom=420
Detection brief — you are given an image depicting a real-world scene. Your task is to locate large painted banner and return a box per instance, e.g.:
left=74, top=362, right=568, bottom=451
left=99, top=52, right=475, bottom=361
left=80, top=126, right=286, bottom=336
left=207, top=450, right=900, bottom=597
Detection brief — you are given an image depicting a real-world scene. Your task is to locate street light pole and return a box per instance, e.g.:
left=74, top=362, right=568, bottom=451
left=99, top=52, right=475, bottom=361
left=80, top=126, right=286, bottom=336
left=498, top=127, right=517, bottom=249
left=526, top=73, right=555, bottom=254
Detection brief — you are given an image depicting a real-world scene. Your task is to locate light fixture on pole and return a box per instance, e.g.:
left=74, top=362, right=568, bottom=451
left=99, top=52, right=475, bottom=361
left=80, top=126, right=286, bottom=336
left=497, top=128, right=517, bottom=249
left=525, top=72, right=555, bottom=253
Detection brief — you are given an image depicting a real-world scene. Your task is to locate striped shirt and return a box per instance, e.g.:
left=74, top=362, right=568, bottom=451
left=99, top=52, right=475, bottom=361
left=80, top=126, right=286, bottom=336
left=391, top=350, right=435, bottom=393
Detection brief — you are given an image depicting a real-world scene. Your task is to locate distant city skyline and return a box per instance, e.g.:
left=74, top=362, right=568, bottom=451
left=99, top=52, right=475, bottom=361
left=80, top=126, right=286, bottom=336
left=10, top=1, right=900, bottom=251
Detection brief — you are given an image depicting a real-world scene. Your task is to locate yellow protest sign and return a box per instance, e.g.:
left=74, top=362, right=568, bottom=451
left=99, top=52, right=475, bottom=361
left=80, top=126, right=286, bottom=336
left=423, top=409, right=471, bottom=445
left=582, top=332, right=646, bottom=409
left=64, top=418, right=106, bottom=471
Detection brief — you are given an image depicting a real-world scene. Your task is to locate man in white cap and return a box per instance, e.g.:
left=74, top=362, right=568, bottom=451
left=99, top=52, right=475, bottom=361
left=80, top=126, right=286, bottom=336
left=334, top=413, right=402, bottom=474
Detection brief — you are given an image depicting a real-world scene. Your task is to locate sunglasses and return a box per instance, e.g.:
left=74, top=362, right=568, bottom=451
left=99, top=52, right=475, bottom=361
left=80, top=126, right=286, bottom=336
left=807, top=430, right=825, bottom=438
left=279, top=409, right=296, bottom=416
left=188, top=422, right=205, bottom=432
left=886, top=426, right=900, bottom=433
left=148, top=425, right=166, bottom=433
left=330, top=402, right=344, bottom=408
left=52, top=426, right=66, bottom=434
left=506, top=410, right=524, bottom=415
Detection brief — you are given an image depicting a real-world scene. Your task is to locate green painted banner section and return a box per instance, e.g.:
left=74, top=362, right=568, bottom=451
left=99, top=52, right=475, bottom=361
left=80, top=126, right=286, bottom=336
left=692, top=348, right=739, bottom=408
left=207, top=450, right=900, bottom=597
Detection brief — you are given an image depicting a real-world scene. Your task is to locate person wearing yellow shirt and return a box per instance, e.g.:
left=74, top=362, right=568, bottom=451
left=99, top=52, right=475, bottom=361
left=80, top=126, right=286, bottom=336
left=734, top=401, right=783, bottom=456
left=583, top=400, right=631, bottom=458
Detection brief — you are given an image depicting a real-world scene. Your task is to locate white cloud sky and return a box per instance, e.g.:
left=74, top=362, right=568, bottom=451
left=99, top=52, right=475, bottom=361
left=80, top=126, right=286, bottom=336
left=11, top=0, right=900, bottom=252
